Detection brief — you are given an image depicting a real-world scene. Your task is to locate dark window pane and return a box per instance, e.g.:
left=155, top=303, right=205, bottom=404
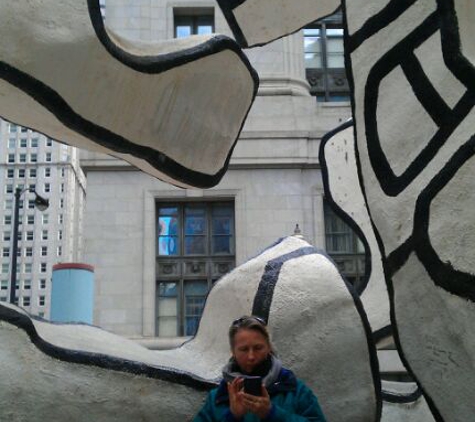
left=185, top=236, right=206, bottom=255
left=212, top=236, right=232, bottom=254
left=212, top=217, right=232, bottom=235
left=159, top=207, right=178, bottom=216
left=185, top=216, right=206, bottom=235
left=184, top=280, right=208, bottom=336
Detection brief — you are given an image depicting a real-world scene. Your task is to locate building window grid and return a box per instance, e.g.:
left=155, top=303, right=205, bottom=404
left=324, top=201, right=366, bottom=288
left=174, top=9, right=214, bottom=38
left=304, top=12, right=349, bottom=102
left=156, top=202, right=235, bottom=337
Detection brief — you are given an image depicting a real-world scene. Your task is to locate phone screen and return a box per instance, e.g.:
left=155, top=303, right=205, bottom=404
left=243, top=376, right=262, bottom=396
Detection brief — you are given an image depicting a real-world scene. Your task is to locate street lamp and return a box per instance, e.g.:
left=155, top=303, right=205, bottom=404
left=9, top=187, right=49, bottom=304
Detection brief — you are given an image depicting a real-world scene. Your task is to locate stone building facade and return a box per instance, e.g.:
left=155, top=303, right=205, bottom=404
left=80, top=0, right=360, bottom=345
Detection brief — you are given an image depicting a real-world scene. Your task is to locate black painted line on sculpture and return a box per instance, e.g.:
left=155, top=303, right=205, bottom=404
left=437, top=0, right=475, bottom=93
left=318, top=120, right=373, bottom=296
left=384, top=266, right=445, bottom=422
left=347, top=0, right=418, bottom=52
left=372, top=324, right=393, bottom=343
left=186, top=237, right=289, bottom=343
left=88, top=0, right=258, bottom=80
left=364, top=12, right=475, bottom=197
left=0, top=61, right=231, bottom=189
left=215, top=0, right=248, bottom=47
left=363, top=12, right=439, bottom=196
left=386, top=236, right=415, bottom=277
left=251, top=247, right=317, bottom=322
left=215, top=1, right=341, bottom=49
left=400, top=54, right=452, bottom=126
left=215, top=0, right=247, bottom=10
left=334, top=253, right=383, bottom=422
left=413, top=134, right=475, bottom=302
left=342, top=3, right=445, bottom=420
left=381, top=387, right=423, bottom=404
left=252, top=241, right=383, bottom=422
left=0, top=0, right=259, bottom=189
left=0, top=304, right=217, bottom=391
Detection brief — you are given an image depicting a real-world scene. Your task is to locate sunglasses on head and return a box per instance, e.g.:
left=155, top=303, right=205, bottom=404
left=232, top=315, right=267, bottom=327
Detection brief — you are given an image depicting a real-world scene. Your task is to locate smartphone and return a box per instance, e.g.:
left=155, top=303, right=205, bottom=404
left=243, top=376, right=262, bottom=396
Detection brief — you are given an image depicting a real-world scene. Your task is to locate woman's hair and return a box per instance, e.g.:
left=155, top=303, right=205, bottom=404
left=228, top=315, right=273, bottom=350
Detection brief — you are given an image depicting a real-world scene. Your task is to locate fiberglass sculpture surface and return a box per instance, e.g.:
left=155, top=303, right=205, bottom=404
left=0, top=1, right=474, bottom=421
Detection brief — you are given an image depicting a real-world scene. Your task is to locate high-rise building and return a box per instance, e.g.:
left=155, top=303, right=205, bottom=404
left=0, top=119, right=86, bottom=317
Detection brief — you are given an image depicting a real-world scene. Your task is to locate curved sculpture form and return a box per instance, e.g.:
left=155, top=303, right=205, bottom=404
left=381, top=381, right=435, bottom=422
left=213, top=1, right=475, bottom=420
left=320, top=121, right=390, bottom=335
left=0, top=0, right=258, bottom=188
left=216, top=0, right=341, bottom=47
left=0, top=237, right=380, bottom=421
left=344, top=0, right=475, bottom=420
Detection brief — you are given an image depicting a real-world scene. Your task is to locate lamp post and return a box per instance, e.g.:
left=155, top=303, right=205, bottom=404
left=9, top=187, right=49, bottom=304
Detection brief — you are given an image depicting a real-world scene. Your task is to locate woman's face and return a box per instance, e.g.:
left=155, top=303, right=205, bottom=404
left=232, top=328, right=271, bottom=374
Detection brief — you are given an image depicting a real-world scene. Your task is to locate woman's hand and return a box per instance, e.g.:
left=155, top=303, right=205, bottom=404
left=227, top=378, right=247, bottom=419
left=242, top=385, right=272, bottom=419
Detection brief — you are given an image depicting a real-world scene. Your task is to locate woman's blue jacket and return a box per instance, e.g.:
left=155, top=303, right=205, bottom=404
left=193, top=368, right=327, bottom=422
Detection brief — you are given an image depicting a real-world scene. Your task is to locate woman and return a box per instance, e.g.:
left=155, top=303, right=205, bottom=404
left=193, top=316, right=326, bottom=421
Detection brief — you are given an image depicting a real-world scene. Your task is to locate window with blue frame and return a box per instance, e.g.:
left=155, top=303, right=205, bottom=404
left=156, top=202, right=235, bottom=337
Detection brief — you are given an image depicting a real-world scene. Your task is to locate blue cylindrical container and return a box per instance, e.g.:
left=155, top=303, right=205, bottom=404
left=50, top=263, right=95, bottom=324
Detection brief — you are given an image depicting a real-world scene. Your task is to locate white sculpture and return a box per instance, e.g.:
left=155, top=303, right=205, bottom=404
left=0, top=237, right=379, bottom=421
left=0, top=0, right=257, bottom=188
left=1, top=0, right=474, bottom=421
